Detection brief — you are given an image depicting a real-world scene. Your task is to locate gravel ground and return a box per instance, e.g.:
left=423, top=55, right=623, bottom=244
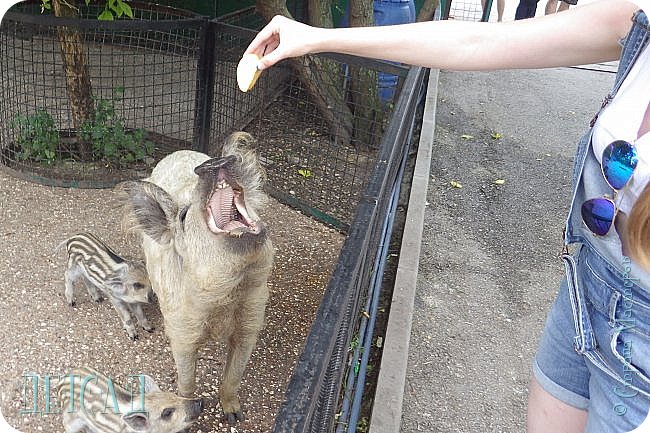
left=0, top=168, right=344, bottom=433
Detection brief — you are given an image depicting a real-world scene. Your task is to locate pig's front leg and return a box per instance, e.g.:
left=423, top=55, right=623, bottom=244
left=170, top=339, right=199, bottom=397
left=129, top=303, right=154, bottom=333
left=110, top=298, right=138, bottom=340
left=220, top=304, right=265, bottom=424
left=63, top=265, right=80, bottom=306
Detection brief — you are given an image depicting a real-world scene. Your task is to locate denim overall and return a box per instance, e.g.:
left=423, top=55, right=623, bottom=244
left=534, top=10, right=650, bottom=431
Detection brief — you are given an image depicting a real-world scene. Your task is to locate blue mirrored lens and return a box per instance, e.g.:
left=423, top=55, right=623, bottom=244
left=602, top=140, right=637, bottom=190
left=581, top=198, right=615, bottom=236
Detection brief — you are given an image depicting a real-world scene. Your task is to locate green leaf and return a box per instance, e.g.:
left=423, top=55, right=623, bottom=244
left=98, top=10, right=114, bottom=20
left=298, top=168, right=312, bottom=178
left=460, top=134, right=474, bottom=140
left=491, top=132, right=502, bottom=140
left=494, top=179, right=506, bottom=185
left=450, top=180, right=463, bottom=188
left=109, top=3, right=119, bottom=13
left=120, top=1, right=133, bottom=18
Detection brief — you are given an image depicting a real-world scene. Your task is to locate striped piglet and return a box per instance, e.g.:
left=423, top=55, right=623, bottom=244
left=57, top=233, right=154, bottom=340
left=56, top=366, right=203, bottom=433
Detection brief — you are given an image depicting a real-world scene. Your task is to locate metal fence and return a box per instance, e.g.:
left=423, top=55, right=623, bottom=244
left=441, top=0, right=493, bottom=21
left=0, top=2, right=406, bottom=229
left=271, top=65, right=426, bottom=433
left=0, top=2, right=205, bottom=187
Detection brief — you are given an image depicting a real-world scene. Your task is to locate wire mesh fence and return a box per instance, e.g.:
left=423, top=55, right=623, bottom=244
left=0, top=2, right=407, bottom=228
left=0, top=1, right=205, bottom=187
left=442, top=0, right=492, bottom=21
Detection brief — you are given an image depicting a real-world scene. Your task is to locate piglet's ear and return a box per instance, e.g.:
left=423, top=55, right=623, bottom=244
left=122, top=412, right=150, bottom=432
left=141, top=374, right=161, bottom=393
left=117, top=181, right=178, bottom=245
left=105, top=263, right=129, bottom=294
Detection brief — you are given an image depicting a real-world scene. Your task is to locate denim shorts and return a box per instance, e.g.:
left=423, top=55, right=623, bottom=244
left=534, top=244, right=650, bottom=432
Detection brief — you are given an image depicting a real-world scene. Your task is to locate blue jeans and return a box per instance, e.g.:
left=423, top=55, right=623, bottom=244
left=514, top=0, right=539, bottom=19
left=534, top=245, right=650, bottom=431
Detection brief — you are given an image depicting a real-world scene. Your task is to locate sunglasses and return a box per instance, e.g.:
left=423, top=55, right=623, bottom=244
left=581, top=140, right=638, bottom=236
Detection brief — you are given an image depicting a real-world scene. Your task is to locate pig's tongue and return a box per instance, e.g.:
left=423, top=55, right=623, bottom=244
left=209, top=186, right=234, bottom=229
left=207, top=186, right=250, bottom=234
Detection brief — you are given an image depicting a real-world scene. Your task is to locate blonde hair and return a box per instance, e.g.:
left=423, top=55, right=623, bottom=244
left=626, top=182, right=650, bottom=271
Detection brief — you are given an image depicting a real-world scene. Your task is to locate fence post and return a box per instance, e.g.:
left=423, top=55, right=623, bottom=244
left=193, top=18, right=216, bottom=153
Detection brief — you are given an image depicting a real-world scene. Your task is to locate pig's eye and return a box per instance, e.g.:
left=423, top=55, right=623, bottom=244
left=133, top=282, right=144, bottom=290
left=161, top=407, right=175, bottom=419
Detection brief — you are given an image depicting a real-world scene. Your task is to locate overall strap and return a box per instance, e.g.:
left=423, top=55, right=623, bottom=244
left=590, top=10, right=650, bottom=127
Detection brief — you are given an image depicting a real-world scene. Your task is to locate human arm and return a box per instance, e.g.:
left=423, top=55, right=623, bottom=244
left=246, top=0, right=637, bottom=71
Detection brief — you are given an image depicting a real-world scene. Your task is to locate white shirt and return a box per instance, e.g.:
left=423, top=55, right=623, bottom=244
left=591, top=36, right=650, bottom=215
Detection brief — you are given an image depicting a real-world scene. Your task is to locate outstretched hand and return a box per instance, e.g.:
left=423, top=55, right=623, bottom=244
left=244, top=15, right=321, bottom=70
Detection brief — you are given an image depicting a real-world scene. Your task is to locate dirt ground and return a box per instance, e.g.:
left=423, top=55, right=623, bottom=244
left=0, top=166, right=344, bottom=433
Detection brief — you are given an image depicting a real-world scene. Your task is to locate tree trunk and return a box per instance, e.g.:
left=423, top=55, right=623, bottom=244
left=307, top=0, right=333, bottom=28
left=417, top=0, right=440, bottom=21
left=256, top=0, right=353, bottom=145
left=349, top=0, right=381, bottom=150
left=52, top=0, right=94, bottom=160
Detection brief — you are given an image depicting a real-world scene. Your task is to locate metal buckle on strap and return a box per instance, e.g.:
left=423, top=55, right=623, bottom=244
left=589, top=95, right=613, bottom=127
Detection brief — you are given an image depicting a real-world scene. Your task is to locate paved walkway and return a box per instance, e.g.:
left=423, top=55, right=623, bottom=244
left=371, top=66, right=616, bottom=432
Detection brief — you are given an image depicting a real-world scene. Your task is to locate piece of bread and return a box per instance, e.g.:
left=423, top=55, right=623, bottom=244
left=237, top=53, right=262, bottom=92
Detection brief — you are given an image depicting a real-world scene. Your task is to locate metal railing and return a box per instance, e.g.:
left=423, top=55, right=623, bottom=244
left=272, top=66, right=427, bottom=433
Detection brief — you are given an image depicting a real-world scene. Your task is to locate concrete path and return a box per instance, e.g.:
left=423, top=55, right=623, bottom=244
left=373, top=66, right=617, bottom=433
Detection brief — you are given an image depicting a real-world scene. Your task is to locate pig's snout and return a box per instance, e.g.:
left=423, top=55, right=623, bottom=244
left=194, top=155, right=238, bottom=176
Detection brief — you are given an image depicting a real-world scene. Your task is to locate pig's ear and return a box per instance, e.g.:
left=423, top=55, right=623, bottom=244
left=141, top=374, right=161, bottom=393
left=122, top=412, right=149, bottom=432
left=117, top=181, right=178, bottom=244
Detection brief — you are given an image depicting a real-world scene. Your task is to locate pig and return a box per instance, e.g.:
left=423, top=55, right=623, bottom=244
left=56, top=232, right=154, bottom=340
left=117, top=132, right=273, bottom=424
left=56, top=366, right=203, bottom=433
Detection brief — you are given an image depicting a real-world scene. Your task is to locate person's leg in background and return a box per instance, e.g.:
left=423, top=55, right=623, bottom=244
left=515, top=0, right=540, bottom=19
left=497, top=0, right=505, bottom=21
left=545, top=0, right=559, bottom=14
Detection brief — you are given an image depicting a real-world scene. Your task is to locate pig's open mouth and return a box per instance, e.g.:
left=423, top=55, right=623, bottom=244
left=205, top=176, right=262, bottom=237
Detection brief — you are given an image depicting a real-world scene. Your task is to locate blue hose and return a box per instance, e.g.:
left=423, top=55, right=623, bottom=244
left=335, top=125, right=412, bottom=432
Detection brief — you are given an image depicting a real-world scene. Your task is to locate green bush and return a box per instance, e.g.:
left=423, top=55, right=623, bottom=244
left=12, top=90, right=154, bottom=166
left=80, top=89, right=154, bottom=164
left=12, top=109, right=60, bottom=165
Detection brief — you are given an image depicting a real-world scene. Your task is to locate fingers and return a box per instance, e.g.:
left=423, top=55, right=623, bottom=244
left=243, top=15, right=315, bottom=71
left=244, top=16, right=286, bottom=69
left=245, top=23, right=277, bottom=56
